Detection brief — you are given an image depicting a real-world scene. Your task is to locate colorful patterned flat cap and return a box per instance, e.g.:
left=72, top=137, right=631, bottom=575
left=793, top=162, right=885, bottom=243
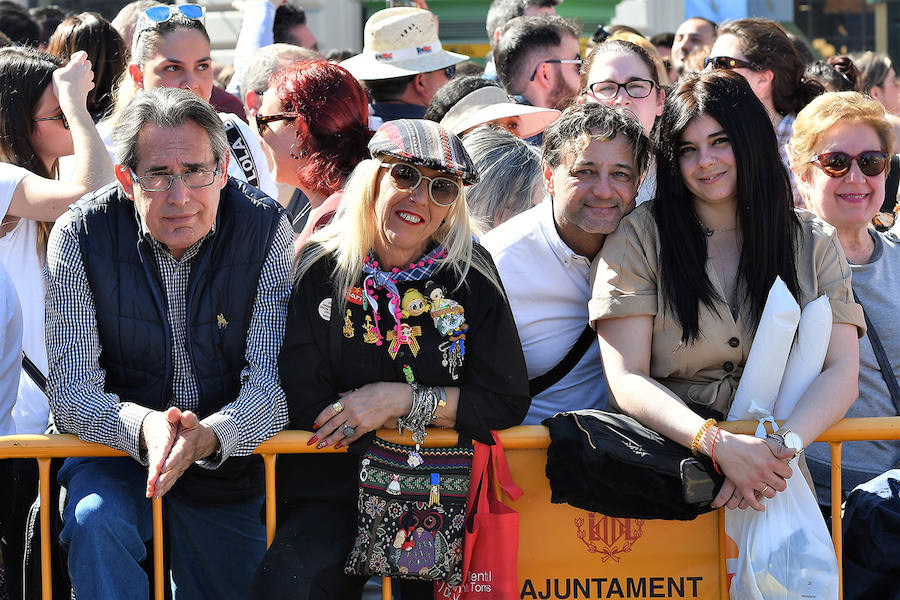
left=368, top=119, right=479, bottom=185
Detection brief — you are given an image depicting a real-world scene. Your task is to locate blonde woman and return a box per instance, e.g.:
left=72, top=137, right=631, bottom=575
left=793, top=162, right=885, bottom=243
left=252, top=119, right=530, bottom=599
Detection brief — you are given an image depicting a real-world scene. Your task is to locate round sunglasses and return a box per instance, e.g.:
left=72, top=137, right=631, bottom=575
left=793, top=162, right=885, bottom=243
left=809, top=151, right=889, bottom=178
left=379, top=162, right=461, bottom=206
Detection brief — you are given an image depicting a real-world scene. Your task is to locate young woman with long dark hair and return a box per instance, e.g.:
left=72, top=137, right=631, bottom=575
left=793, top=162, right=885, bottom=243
left=0, top=45, right=112, bottom=600
left=590, top=70, right=863, bottom=512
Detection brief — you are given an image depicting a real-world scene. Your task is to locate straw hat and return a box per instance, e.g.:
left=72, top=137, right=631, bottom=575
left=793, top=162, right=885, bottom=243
left=340, top=7, right=468, bottom=81
left=440, top=86, right=561, bottom=139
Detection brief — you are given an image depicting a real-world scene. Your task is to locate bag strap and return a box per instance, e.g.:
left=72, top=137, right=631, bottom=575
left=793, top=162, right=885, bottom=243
left=882, top=154, right=900, bottom=213
left=854, top=291, right=900, bottom=414
left=21, top=352, right=48, bottom=396
left=489, top=431, right=522, bottom=500
left=529, top=325, right=595, bottom=397
left=222, top=115, right=261, bottom=189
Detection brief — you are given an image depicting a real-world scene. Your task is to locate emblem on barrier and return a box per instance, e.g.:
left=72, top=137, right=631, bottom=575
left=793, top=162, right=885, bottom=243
left=574, top=513, right=645, bottom=563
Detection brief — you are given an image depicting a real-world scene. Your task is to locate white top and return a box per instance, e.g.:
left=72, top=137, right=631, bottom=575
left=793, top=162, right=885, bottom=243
left=482, top=200, right=608, bottom=424
left=0, top=162, right=42, bottom=434
left=0, top=261, right=22, bottom=436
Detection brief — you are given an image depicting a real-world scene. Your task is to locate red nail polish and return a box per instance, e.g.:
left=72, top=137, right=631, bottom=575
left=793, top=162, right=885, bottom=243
left=307, top=435, right=318, bottom=446
left=312, top=423, right=320, bottom=430
left=334, top=442, right=343, bottom=450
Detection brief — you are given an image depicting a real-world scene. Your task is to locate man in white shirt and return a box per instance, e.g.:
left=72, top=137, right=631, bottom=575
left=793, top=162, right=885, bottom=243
left=482, top=103, right=650, bottom=424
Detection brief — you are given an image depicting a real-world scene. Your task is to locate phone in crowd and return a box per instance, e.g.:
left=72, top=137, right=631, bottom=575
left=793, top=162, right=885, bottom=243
left=681, top=458, right=723, bottom=505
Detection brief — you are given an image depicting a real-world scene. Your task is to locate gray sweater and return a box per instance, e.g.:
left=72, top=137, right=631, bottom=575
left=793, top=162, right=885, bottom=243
left=806, top=229, right=900, bottom=505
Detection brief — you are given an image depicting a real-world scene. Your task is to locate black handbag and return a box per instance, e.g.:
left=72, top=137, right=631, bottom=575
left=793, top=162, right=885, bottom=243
left=543, top=409, right=725, bottom=521
left=343, top=437, right=472, bottom=584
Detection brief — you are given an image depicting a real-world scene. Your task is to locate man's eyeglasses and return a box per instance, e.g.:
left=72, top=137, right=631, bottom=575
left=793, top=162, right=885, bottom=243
left=380, top=162, right=461, bottom=207
left=529, top=56, right=583, bottom=82
left=809, top=151, right=889, bottom=178
left=130, top=162, right=220, bottom=192
left=585, top=79, right=656, bottom=100
left=443, top=64, right=456, bottom=79
left=254, top=112, right=299, bottom=136
left=33, top=113, right=69, bottom=129
left=704, top=56, right=759, bottom=71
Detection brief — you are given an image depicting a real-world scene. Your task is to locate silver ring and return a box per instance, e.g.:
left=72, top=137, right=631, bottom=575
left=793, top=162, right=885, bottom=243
left=761, top=484, right=770, bottom=494
left=343, top=424, right=356, bottom=439
left=332, top=401, right=344, bottom=414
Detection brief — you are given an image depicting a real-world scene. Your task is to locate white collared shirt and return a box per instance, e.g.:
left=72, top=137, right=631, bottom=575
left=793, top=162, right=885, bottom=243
left=482, top=200, right=608, bottom=425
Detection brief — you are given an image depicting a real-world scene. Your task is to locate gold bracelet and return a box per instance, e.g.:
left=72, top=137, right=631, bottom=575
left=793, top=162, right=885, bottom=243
left=690, top=418, right=717, bottom=456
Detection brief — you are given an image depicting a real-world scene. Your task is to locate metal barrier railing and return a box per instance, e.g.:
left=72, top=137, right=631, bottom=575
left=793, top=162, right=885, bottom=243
left=1, top=417, right=899, bottom=600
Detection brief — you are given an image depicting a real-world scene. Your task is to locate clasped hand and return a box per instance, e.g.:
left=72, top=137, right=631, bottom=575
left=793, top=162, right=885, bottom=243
left=141, top=407, right=219, bottom=499
left=710, top=433, right=796, bottom=511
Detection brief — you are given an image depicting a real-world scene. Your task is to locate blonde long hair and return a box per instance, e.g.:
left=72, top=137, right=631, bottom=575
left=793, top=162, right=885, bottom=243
left=296, top=159, right=503, bottom=309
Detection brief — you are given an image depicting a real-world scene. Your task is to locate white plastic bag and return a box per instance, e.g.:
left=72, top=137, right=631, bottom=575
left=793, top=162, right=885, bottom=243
left=725, top=467, right=839, bottom=599
left=725, top=282, right=838, bottom=599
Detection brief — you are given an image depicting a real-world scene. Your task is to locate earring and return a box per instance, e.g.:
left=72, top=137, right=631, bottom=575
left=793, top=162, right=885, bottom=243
left=290, top=129, right=304, bottom=159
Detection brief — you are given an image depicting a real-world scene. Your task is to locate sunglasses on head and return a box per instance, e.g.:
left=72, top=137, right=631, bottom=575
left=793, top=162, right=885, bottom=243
left=809, top=151, right=889, bottom=178
left=704, top=56, right=758, bottom=71
left=380, top=162, right=461, bottom=207
left=142, top=4, right=205, bottom=23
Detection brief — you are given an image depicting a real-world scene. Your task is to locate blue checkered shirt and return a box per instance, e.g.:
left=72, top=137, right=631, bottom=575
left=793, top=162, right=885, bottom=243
left=44, top=203, right=292, bottom=468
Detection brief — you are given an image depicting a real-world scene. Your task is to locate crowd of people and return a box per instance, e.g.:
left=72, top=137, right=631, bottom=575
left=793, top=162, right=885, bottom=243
left=0, top=0, right=898, bottom=598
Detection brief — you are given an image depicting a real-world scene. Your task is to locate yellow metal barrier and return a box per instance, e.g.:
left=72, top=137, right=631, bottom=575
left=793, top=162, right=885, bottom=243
left=1, top=417, right=899, bottom=600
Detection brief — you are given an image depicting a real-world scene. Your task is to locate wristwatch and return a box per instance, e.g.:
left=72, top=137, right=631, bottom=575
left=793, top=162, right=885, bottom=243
left=769, top=428, right=804, bottom=457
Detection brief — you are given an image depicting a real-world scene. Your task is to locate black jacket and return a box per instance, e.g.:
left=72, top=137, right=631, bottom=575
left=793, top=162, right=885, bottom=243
left=277, top=244, right=530, bottom=504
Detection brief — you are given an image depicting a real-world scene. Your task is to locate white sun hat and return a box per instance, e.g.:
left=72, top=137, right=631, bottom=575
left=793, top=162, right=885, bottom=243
left=340, top=7, right=468, bottom=81
left=440, top=86, right=561, bottom=139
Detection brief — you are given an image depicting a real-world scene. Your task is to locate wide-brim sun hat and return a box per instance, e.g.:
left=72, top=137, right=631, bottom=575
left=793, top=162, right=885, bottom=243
left=340, top=7, right=468, bottom=81
left=368, top=119, right=479, bottom=185
left=440, top=86, right=561, bottom=139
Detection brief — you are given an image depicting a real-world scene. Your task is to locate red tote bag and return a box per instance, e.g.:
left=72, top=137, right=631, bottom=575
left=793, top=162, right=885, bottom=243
left=435, top=431, right=522, bottom=600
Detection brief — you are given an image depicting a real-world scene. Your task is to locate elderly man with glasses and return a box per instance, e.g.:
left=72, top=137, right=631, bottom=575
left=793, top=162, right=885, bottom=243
left=495, top=14, right=583, bottom=110
left=44, top=87, right=292, bottom=600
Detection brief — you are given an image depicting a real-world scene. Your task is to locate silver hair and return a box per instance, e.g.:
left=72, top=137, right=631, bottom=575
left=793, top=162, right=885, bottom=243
left=241, top=43, right=318, bottom=97
left=112, top=87, right=227, bottom=171
left=462, top=126, right=543, bottom=230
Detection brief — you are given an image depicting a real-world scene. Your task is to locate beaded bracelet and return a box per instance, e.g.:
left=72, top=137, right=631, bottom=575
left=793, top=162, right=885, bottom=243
left=690, top=418, right=717, bottom=456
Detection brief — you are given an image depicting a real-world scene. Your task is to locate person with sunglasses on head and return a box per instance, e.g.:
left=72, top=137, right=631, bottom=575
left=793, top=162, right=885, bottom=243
left=340, top=7, right=469, bottom=130
left=592, top=70, right=864, bottom=515
left=44, top=86, right=292, bottom=600
left=252, top=60, right=373, bottom=242
left=0, top=46, right=113, bottom=600
left=707, top=18, right=823, bottom=207
left=104, top=2, right=278, bottom=200
left=494, top=14, right=582, bottom=111
left=253, top=119, right=529, bottom=600
left=580, top=39, right=665, bottom=206
left=788, top=91, right=900, bottom=523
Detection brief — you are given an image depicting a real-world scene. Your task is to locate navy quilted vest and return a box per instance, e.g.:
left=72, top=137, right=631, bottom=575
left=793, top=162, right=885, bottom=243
left=71, top=178, right=283, bottom=504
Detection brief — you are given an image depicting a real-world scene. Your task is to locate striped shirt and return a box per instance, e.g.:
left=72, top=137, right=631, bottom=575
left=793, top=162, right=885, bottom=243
left=45, top=199, right=292, bottom=468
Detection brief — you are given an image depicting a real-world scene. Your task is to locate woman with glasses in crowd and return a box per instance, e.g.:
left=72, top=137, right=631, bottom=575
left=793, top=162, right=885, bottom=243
left=252, top=119, right=529, bottom=599
left=107, top=3, right=277, bottom=198
left=788, top=91, right=900, bottom=518
left=253, top=60, right=372, bottom=244
left=0, top=47, right=113, bottom=600
left=591, top=70, right=863, bottom=513
left=580, top=39, right=664, bottom=205
left=707, top=18, right=823, bottom=206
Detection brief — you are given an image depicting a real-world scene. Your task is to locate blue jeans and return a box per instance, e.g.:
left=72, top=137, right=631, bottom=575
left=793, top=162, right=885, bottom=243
left=58, top=457, right=266, bottom=600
